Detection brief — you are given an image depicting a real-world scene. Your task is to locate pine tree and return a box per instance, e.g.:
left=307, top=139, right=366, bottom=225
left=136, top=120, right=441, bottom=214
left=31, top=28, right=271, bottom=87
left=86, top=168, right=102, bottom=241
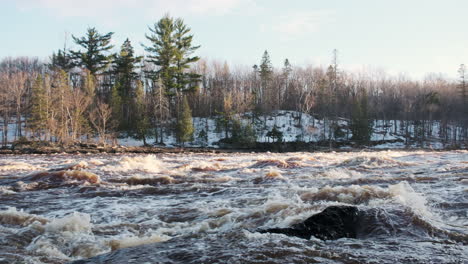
left=114, top=39, right=141, bottom=94
left=82, top=70, right=96, bottom=96
left=258, top=50, right=273, bottom=110
left=266, top=125, right=283, bottom=143
left=144, top=15, right=200, bottom=97
left=176, top=95, right=194, bottom=146
left=459, top=64, right=467, bottom=106
left=281, top=59, right=292, bottom=108
left=110, top=83, right=123, bottom=130
left=173, top=18, right=201, bottom=94
left=144, top=15, right=177, bottom=95
left=29, top=75, right=47, bottom=138
left=350, top=93, right=373, bottom=144
left=458, top=64, right=468, bottom=131
left=113, top=39, right=142, bottom=130
left=70, top=27, right=114, bottom=76
left=133, top=81, right=150, bottom=145
left=49, top=49, right=74, bottom=72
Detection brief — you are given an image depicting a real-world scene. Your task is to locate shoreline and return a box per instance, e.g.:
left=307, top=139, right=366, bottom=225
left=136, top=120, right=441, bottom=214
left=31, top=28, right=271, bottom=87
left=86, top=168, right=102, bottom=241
left=0, top=141, right=464, bottom=155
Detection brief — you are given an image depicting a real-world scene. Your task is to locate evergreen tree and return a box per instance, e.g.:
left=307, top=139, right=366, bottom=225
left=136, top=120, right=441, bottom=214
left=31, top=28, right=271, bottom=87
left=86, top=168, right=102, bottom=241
left=260, top=50, right=273, bottom=82
left=174, top=18, right=201, bottom=94
left=458, top=64, right=467, bottom=106
left=144, top=15, right=200, bottom=97
left=144, top=16, right=177, bottom=95
left=29, top=75, right=47, bottom=138
left=70, top=27, right=114, bottom=76
left=114, top=39, right=141, bottom=94
left=350, top=93, right=373, bottom=144
left=458, top=65, right=467, bottom=122
left=258, top=50, right=273, bottom=109
left=176, top=95, right=194, bottom=146
left=110, top=83, right=123, bottom=130
left=231, top=119, right=256, bottom=147
left=281, top=58, right=292, bottom=108
left=113, top=39, right=142, bottom=131
left=458, top=64, right=468, bottom=139
left=49, top=49, right=74, bottom=72
left=82, top=70, right=96, bottom=96
left=266, top=125, right=283, bottom=143
left=133, top=81, right=150, bottom=145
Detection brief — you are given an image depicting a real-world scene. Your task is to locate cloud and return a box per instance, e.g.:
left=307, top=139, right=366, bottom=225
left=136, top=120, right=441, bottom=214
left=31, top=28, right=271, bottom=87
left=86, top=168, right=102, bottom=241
left=270, top=10, right=334, bottom=37
left=16, top=0, right=254, bottom=19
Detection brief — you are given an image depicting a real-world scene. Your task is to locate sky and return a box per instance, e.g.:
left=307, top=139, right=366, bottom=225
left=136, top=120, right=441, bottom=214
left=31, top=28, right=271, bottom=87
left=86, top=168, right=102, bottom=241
left=2, top=0, right=468, bottom=80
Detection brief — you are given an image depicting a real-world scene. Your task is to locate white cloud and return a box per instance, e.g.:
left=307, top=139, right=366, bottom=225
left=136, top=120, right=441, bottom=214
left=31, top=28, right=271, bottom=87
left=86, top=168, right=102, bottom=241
left=271, top=10, right=334, bottom=37
left=16, top=0, right=255, bottom=19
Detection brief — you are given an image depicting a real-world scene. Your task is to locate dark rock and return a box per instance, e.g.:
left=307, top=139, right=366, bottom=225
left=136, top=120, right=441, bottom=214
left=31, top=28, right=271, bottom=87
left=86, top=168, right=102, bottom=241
left=259, top=206, right=359, bottom=240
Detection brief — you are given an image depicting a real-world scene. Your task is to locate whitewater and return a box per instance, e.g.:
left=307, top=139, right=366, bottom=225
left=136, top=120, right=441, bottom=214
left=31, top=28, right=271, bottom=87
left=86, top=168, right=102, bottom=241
left=0, top=150, right=466, bottom=263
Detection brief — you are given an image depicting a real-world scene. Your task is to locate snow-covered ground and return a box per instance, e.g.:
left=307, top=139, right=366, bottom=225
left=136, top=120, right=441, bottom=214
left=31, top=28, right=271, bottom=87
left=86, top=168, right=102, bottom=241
left=1, top=111, right=466, bottom=149
left=147, top=111, right=464, bottom=149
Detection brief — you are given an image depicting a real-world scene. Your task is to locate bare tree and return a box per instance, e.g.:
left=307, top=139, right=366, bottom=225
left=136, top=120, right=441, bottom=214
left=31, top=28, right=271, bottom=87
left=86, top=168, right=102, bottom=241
left=151, top=79, right=170, bottom=144
left=9, top=72, right=28, bottom=139
left=89, top=100, right=112, bottom=144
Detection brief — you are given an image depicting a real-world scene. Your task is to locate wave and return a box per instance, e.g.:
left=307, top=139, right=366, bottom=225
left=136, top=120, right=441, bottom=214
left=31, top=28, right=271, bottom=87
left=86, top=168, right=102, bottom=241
left=108, top=234, right=170, bottom=251
left=339, top=155, right=411, bottom=168
left=300, top=184, right=389, bottom=204
left=299, top=182, right=432, bottom=217
left=45, top=212, right=92, bottom=233
left=102, top=155, right=165, bottom=173
left=0, top=207, right=48, bottom=226
left=264, top=169, right=284, bottom=179
left=26, top=170, right=101, bottom=184
left=357, top=207, right=468, bottom=243
left=251, top=158, right=302, bottom=169
left=49, top=161, right=89, bottom=171
left=0, top=208, right=106, bottom=260
left=0, top=161, right=39, bottom=171
left=190, top=161, right=222, bottom=172
left=113, top=175, right=175, bottom=185
left=318, top=168, right=362, bottom=179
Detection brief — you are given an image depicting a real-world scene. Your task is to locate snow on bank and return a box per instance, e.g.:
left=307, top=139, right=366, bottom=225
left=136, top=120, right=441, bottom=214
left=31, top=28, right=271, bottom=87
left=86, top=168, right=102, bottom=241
left=2, top=111, right=464, bottom=149
left=116, top=110, right=462, bottom=149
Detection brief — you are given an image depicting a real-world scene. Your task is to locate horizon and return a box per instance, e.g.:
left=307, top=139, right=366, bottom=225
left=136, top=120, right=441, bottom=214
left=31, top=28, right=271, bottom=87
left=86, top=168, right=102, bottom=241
left=3, top=0, right=468, bottom=80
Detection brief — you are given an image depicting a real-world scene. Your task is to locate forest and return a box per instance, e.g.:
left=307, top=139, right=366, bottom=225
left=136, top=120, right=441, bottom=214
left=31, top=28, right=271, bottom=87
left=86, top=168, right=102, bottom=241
left=0, top=15, right=467, bottom=148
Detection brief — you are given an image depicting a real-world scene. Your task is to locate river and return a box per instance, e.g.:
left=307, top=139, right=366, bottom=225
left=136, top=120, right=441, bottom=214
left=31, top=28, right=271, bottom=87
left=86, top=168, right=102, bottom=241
left=0, top=150, right=467, bottom=263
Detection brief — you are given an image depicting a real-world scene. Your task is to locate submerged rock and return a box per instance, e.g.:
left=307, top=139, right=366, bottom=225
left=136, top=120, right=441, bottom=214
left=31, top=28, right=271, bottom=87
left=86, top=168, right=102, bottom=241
left=260, top=205, right=359, bottom=240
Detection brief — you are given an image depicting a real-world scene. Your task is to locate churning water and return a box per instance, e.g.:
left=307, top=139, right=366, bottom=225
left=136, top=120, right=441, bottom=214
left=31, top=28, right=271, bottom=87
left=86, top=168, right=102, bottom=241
left=0, top=150, right=467, bottom=263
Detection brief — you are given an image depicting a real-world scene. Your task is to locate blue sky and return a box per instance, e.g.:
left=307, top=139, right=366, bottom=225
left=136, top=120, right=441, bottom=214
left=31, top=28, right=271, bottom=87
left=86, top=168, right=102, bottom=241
left=3, top=0, right=468, bottom=79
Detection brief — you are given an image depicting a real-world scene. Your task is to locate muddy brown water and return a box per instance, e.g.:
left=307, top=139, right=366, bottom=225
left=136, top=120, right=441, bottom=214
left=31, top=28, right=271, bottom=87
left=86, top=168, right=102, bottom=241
left=0, top=150, right=467, bottom=263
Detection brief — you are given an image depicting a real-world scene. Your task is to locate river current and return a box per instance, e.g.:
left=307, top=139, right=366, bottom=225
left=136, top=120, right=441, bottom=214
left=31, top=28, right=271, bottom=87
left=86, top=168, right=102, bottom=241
left=0, top=150, right=467, bottom=263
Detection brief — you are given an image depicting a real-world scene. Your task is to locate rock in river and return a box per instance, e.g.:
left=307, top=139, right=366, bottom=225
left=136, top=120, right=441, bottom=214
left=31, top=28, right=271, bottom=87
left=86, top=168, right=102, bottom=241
left=260, top=205, right=359, bottom=240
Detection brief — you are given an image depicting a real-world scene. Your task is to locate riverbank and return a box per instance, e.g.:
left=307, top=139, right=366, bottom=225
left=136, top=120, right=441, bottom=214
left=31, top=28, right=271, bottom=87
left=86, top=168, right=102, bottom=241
left=0, top=138, right=463, bottom=155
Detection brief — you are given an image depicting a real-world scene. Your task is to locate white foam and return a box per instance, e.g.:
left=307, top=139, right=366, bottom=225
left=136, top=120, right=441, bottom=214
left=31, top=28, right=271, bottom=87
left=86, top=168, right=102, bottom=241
left=27, top=239, right=71, bottom=260
left=0, top=186, right=15, bottom=194
left=108, top=233, right=170, bottom=250
left=264, top=168, right=284, bottom=179
left=103, top=155, right=164, bottom=173
left=340, top=155, right=407, bottom=168
left=45, top=212, right=92, bottom=233
left=0, top=207, right=48, bottom=226
left=320, top=168, right=362, bottom=179
left=88, top=159, right=105, bottom=166
left=0, top=162, right=38, bottom=171
left=300, top=185, right=389, bottom=204
left=388, top=181, right=432, bottom=218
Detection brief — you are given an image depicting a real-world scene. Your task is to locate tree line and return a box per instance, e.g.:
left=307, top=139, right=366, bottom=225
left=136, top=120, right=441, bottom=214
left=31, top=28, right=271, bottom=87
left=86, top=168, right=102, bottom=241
left=0, top=15, right=467, bottom=147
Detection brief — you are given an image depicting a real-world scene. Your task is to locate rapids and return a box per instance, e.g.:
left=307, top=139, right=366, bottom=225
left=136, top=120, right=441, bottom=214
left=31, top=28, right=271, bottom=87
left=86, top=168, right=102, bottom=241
left=0, top=150, right=466, bottom=263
